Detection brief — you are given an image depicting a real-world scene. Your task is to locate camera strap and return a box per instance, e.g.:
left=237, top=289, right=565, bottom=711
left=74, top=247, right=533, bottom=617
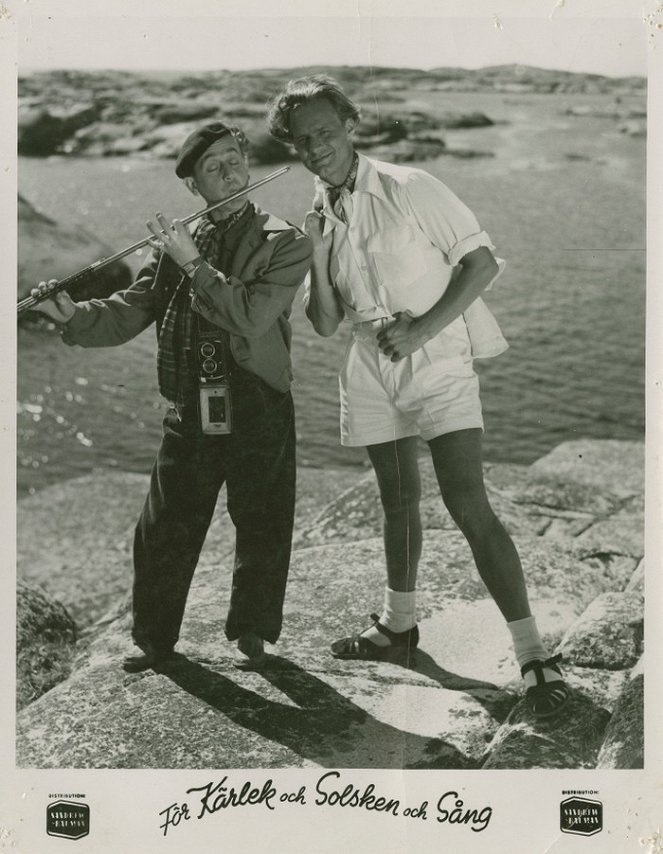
left=191, top=205, right=252, bottom=389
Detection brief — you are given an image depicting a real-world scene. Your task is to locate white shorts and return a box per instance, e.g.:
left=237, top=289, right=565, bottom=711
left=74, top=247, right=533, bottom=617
left=339, top=319, right=484, bottom=447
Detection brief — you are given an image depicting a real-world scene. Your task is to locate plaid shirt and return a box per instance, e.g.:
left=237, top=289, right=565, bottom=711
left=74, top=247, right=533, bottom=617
left=157, top=203, right=251, bottom=406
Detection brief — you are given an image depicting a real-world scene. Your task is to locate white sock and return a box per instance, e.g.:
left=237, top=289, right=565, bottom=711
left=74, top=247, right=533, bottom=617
left=381, top=587, right=417, bottom=633
left=507, top=615, right=547, bottom=666
left=361, top=588, right=417, bottom=646
left=507, top=615, right=560, bottom=686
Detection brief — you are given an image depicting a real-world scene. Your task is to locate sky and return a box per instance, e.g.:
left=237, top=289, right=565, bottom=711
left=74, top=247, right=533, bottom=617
left=17, top=14, right=648, bottom=78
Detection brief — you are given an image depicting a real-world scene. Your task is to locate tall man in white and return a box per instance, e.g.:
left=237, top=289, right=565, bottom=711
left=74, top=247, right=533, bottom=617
left=268, top=75, right=570, bottom=718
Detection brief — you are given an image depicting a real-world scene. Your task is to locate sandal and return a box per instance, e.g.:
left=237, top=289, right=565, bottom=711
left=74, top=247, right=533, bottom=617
left=521, top=653, right=571, bottom=719
left=331, top=613, right=419, bottom=660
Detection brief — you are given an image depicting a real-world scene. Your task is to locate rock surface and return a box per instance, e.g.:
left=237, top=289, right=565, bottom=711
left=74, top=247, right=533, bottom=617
left=18, top=103, right=101, bottom=156
left=596, top=657, right=644, bottom=769
left=558, top=591, right=643, bottom=669
left=17, top=581, right=78, bottom=711
left=18, top=194, right=133, bottom=306
left=18, top=66, right=643, bottom=167
left=16, top=440, right=644, bottom=769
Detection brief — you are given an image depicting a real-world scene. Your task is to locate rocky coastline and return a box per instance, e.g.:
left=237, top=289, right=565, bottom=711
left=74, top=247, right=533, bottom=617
left=16, top=439, right=644, bottom=770
left=15, top=64, right=646, bottom=771
left=16, top=64, right=646, bottom=308
left=18, top=65, right=645, bottom=164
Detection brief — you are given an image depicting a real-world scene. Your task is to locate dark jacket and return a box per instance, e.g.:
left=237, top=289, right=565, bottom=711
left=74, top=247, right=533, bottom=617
left=63, top=207, right=312, bottom=392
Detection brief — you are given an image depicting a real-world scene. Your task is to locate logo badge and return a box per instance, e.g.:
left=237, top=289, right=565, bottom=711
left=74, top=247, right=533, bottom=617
left=560, top=797, right=603, bottom=836
left=46, top=801, right=90, bottom=840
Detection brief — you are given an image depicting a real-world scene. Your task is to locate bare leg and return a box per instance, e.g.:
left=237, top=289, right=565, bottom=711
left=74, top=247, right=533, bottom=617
left=343, top=436, right=422, bottom=648
left=427, top=428, right=569, bottom=715
left=366, top=435, right=423, bottom=592
left=427, top=428, right=531, bottom=622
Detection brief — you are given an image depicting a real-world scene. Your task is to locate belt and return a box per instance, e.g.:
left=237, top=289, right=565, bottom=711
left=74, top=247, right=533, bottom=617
left=351, top=316, right=393, bottom=342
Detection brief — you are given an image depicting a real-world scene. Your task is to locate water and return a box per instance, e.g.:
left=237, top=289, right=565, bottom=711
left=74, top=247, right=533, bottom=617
left=17, top=93, right=645, bottom=496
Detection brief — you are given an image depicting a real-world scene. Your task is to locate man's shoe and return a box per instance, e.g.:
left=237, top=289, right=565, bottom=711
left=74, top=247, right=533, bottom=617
left=234, top=633, right=267, bottom=670
left=331, top=613, right=419, bottom=660
left=122, top=645, right=174, bottom=673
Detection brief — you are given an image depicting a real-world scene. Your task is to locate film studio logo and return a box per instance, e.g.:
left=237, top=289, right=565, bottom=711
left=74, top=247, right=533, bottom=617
left=560, top=795, right=603, bottom=836
left=46, top=797, right=90, bottom=840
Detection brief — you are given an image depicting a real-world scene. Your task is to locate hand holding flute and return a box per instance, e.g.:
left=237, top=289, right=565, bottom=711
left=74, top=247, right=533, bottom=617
left=18, top=165, right=290, bottom=316
left=145, top=212, right=201, bottom=269
left=30, top=280, right=76, bottom=323
left=29, top=209, right=197, bottom=323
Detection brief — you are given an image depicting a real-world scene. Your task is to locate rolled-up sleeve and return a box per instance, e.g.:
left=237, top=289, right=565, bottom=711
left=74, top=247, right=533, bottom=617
left=402, top=171, right=495, bottom=267
left=189, top=229, right=312, bottom=338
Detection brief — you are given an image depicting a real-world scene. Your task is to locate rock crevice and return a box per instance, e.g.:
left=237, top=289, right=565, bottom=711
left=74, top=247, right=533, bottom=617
left=16, top=440, right=644, bottom=769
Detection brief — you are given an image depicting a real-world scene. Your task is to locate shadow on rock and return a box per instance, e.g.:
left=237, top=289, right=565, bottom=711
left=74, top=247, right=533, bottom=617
left=334, top=641, right=518, bottom=725
left=406, top=648, right=518, bottom=724
left=162, top=654, right=474, bottom=770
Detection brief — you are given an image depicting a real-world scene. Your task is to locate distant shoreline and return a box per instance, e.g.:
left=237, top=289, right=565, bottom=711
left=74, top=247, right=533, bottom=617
left=17, top=85, right=645, bottom=497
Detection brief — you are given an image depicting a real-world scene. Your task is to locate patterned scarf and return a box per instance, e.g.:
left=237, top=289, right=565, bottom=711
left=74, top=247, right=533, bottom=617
left=326, top=152, right=359, bottom=221
left=157, top=202, right=251, bottom=406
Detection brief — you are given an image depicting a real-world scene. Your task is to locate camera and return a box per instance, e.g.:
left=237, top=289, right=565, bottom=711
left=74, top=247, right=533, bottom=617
left=197, top=337, right=227, bottom=383
left=197, top=335, right=232, bottom=434
left=199, top=385, right=232, bottom=434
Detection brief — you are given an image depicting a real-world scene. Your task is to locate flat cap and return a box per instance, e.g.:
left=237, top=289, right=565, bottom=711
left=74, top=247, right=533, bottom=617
left=175, top=121, right=239, bottom=178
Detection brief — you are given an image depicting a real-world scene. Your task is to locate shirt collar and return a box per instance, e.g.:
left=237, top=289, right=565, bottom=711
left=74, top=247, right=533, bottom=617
left=315, top=152, right=386, bottom=207
left=353, top=153, right=387, bottom=201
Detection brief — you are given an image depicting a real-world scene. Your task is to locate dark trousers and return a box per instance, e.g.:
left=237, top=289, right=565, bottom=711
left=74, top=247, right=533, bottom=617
left=131, top=369, right=296, bottom=651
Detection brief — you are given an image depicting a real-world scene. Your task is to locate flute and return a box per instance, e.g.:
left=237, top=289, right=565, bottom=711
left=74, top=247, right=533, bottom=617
left=17, top=165, right=290, bottom=316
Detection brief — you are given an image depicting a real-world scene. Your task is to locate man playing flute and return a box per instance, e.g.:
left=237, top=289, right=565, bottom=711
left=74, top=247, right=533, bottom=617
left=31, top=121, right=312, bottom=672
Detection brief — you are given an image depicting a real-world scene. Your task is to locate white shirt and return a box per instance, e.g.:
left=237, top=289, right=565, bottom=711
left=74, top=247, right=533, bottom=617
left=313, top=153, right=508, bottom=359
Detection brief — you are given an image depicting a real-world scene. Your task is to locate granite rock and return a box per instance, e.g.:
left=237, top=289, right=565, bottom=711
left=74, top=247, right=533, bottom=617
left=18, top=195, right=133, bottom=306
left=17, top=581, right=78, bottom=710
left=15, top=439, right=645, bottom=770
left=596, top=657, right=644, bottom=768
left=517, top=439, right=644, bottom=514
left=558, top=592, right=644, bottom=670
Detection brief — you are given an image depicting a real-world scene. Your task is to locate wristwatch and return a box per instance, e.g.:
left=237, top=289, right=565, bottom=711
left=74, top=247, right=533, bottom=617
left=182, top=256, right=204, bottom=278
